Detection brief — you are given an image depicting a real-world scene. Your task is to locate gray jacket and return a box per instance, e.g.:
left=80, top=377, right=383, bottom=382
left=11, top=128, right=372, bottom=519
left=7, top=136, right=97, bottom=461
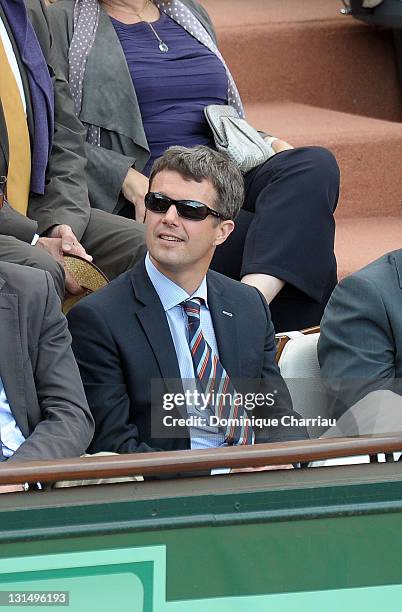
left=48, top=0, right=224, bottom=215
left=0, top=262, right=94, bottom=461
left=0, top=0, right=91, bottom=243
left=318, top=249, right=402, bottom=418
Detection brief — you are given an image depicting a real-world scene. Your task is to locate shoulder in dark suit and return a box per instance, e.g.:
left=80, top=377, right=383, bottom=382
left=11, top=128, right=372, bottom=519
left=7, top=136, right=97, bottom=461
left=67, top=259, right=308, bottom=455
left=318, top=249, right=402, bottom=418
left=0, top=262, right=94, bottom=460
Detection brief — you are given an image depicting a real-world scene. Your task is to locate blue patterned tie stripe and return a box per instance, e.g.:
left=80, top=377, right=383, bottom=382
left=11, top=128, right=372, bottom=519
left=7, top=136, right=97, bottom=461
left=182, top=298, right=253, bottom=445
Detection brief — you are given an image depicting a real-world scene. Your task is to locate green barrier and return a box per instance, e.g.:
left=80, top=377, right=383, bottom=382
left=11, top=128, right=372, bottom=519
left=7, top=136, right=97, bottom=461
left=0, top=462, right=401, bottom=611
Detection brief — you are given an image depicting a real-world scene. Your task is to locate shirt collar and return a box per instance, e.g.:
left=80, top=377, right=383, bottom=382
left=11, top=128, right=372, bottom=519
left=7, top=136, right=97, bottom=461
left=145, top=253, right=208, bottom=312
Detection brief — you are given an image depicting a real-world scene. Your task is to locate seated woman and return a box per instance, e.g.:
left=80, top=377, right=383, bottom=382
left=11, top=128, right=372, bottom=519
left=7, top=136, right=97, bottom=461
left=48, top=0, right=340, bottom=332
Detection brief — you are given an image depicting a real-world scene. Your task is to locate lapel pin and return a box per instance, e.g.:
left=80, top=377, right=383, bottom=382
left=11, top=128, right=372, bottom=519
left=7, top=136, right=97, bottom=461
left=222, top=310, right=233, bottom=317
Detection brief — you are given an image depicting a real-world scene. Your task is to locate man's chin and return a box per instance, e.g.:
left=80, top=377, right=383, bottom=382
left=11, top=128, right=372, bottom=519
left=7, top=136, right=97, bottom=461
left=149, top=249, right=185, bottom=271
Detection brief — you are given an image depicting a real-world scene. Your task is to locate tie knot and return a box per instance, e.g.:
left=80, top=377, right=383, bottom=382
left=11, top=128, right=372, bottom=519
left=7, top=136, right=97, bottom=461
left=182, top=298, right=202, bottom=319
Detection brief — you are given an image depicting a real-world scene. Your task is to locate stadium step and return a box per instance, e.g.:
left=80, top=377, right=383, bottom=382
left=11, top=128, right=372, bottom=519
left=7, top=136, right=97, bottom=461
left=245, top=101, right=402, bottom=219
left=203, top=0, right=401, bottom=122
left=336, top=217, right=402, bottom=279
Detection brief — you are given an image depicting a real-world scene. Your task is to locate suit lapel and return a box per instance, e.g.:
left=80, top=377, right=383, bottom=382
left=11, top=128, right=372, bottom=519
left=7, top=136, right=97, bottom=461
left=130, top=261, right=182, bottom=395
left=391, top=250, right=402, bottom=290
left=0, top=101, right=8, bottom=175
left=80, top=7, right=149, bottom=153
left=207, top=273, right=242, bottom=379
left=0, top=277, right=29, bottom=437
left=0, top=2, right=35, bottom=145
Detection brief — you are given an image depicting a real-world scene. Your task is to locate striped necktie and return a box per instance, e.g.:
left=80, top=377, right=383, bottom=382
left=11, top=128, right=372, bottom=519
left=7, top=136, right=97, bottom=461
left=182, top=298, right=253, bottom=445
left=0, top=35, right=31, bottom=215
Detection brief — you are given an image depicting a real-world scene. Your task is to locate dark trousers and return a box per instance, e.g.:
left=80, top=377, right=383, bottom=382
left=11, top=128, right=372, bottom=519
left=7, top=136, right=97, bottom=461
left=210, top=146, right=340, bottom=332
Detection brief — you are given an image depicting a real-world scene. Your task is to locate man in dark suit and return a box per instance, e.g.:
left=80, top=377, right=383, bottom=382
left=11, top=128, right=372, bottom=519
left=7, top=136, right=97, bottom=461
left=68, top=146, right=307, bottom=458
left=0, top=262, right=94, bottom=493
left=318, top=249, right=402, bottom=438
left=0, top=0, right=145, bottom=299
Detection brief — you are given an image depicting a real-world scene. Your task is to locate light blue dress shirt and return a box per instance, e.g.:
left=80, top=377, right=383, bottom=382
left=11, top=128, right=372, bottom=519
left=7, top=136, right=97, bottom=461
left=145, top=253, right=226, bottom=449
left=0, top=378, right=25, bottom=459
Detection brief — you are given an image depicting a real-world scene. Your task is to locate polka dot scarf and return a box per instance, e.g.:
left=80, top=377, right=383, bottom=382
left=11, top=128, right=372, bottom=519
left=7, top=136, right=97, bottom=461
left=69, top=0, right=101, bottom=145
left=68, top=0, right=245, bottom=146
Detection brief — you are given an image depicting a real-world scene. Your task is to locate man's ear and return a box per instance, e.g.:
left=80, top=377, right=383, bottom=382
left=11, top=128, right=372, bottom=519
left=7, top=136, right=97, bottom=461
left=213, top=220, right=235, bottom=246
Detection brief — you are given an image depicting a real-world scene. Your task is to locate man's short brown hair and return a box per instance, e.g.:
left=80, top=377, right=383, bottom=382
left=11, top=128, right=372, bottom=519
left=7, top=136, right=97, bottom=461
left=149, top=145, right=245, bottom=220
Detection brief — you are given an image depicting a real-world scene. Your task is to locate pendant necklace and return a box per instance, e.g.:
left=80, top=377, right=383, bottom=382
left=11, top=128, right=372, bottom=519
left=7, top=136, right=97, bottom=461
left=134, top=0, right=169, bottom=52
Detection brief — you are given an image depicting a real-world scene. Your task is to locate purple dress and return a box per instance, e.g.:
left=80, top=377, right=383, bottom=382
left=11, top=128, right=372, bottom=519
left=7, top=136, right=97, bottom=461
left=111, top=11, right=228, bottom=175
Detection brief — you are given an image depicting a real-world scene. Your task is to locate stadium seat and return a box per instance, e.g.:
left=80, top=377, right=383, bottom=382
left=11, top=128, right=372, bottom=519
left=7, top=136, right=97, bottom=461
left=276, top=327, right=329, bottom=438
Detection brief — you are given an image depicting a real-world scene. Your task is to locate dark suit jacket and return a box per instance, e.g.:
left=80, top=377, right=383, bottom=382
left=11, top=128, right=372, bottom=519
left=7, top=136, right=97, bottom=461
left=67, top=260, right=307, bottom=454
left=0, top=0, right=90, bottom=243
left=0, top=262, right=94, bottom=460
left=318, top=249, right=402, bottom=418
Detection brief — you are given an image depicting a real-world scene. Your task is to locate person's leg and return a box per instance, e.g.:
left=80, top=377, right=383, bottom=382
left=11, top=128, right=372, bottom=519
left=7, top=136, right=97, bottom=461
left=80, top=209, right=146, bottom=280
left=241, top=146, right=339, bottom=279
left=211, top=147, right=339, bottom=331
left=243, top=146, right=339, bottom=330
left=242, top=273, right=285, bottom=303
left=0, top=236, right=65, bottom=298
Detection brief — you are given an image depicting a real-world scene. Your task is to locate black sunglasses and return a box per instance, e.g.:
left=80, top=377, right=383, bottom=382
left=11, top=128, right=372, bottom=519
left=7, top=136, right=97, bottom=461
left=145, top=192, right=225, bottom=221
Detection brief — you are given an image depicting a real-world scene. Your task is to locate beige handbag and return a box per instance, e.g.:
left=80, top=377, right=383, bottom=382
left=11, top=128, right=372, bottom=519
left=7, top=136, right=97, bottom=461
left=204, top=105, right=277, bottom=173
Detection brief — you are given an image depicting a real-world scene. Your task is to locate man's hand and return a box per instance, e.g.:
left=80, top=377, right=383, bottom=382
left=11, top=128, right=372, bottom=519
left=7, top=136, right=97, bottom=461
left=37, top=237, right=82, bottom=295
left=36, top=236, right=64, bottom=263
left=265, top=136, right=294, bottom=153
left=0, top=484, right=25, bottom=494
left=37, top=225, right=92, bottom=295
left=122, top=168, right=149, bottom=223
left=47, top=224, right=92, bottom=260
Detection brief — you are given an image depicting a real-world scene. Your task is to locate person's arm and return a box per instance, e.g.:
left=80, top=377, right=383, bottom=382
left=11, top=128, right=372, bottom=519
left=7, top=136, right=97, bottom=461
left=85, top=144, right=138, bottom=213
left=318, top=274, right=396, bottom=418
left=232, top=291, right=307, bottom=474
left=9, top=271, right=94, bottom=461
left=26, top=0, right=90, bottom=240
left=0, top=201, right=38, bottom=243
left=0, top=106, right=38, bottom=241
left=86, top=147, right=149, bottom=222
left=253, top=289, right=309, bottom=443
left=67, top=299, right=163, bottom=454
